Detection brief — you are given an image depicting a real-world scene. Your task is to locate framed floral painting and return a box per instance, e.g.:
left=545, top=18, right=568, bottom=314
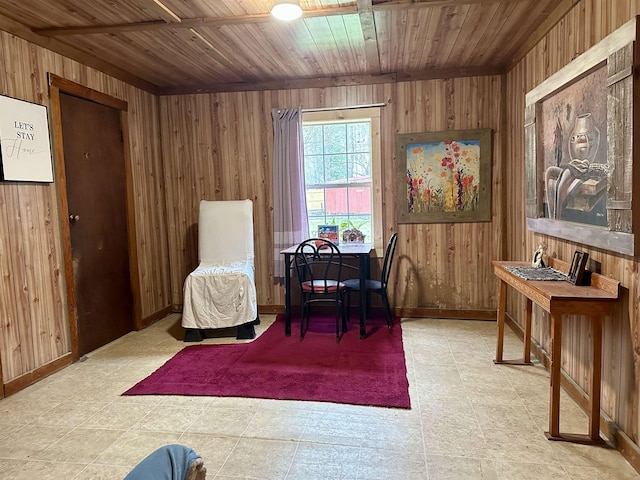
left=395, top=128, right=492, bottom=223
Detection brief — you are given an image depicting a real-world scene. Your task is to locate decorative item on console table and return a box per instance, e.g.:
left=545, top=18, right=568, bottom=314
left=568, top=250, right=590, bottom=286
left=531, top=242, right=548, bottom=268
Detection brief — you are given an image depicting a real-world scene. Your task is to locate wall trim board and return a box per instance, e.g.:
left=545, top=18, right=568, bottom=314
left=3, top=354, right=73, bottom=397
left=257, top=305, right=283, bottom=315
left=395, top=308, right=497, bottom=321
left=174, top=305, right=496, bottom=321
left=140, top=305, right=174, bottom=329
left=618, top=429, right=640, bottom=476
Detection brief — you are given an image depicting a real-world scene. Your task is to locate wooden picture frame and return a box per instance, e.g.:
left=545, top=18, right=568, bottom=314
left=396, top=128, right=492, bottom=224
left=568, top=250, right=589, bottom=286
left=0, top=94, right=54, bottom=182
left=524, top=18, right=639, bottom=256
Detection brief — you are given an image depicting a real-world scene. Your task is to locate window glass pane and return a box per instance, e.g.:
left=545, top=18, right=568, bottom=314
left=331, top=215, right=350, bottom=231
left=348, top=153, right=370, bottom=181
left=309, top=217, right=328, bottom=237
left=325, top=187, right=348, bottom=215
left=303, top=125, right=323, bottom=155
left=347, top=186, right=371, bottom=241
left=306, top=188, right=325, bottom=216
left=344, top=214, right=371, bottom=241
left=325, top=154, right=347, bottom=183
left=304, top=154, right=325, bottom=185
left=348, top=186, right=371, bottom=214
left=323, top=124, right=346, bottom=153
left=347, top=123, right=370, bottom=153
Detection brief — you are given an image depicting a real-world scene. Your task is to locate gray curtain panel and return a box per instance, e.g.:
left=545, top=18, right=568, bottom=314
left=272, top=107, right=309, bottom=284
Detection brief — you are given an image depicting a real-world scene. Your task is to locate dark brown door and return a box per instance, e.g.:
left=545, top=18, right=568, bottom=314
left=60, top=92, right=134, bottom=355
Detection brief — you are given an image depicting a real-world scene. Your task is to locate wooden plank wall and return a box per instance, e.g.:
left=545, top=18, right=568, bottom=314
left=0, top=31, right=170, bottom=383
left=160, top=75, right=503, bottom=317
left=160, top=77, right=502, bottom=316
left=505, top=1, right=640, bottom=448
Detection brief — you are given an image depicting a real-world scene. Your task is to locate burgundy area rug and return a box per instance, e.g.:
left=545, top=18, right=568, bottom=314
left=123, top=312, right=411, bottom=409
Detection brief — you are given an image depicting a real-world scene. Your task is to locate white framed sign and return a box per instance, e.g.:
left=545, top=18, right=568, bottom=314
left=0, top=94, right=54, bottom=182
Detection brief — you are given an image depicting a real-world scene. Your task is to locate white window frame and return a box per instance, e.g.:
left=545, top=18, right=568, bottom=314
left=302, top=107, right=383, bottom=251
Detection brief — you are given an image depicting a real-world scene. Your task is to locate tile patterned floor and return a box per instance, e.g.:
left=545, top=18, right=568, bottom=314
left=0, top=314, right=638, bottom=479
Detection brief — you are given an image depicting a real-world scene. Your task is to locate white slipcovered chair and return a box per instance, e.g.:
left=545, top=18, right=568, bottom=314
left=181, top=199, right=259, bottom=341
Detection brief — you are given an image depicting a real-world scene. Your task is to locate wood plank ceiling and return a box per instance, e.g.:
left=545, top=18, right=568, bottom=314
left=0, top=0, right=576, bottom=95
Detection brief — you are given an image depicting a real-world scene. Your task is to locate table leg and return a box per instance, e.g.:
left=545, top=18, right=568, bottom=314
left=364, top=254, right=371, bottom=318
left=493, top=280, right=533, bottom=366
left=494, top=280, right=506, bottom=363
left=284, top=253, right=291, bottom=336
left=359, top=253, right=368, bottom=339
left=589, top=316, right=603, bottom=441
left=523, top=298, right=532, bottom=364
left=546, top=313, right=562, bottom=439
left=542, top=313, right=606, bottom=445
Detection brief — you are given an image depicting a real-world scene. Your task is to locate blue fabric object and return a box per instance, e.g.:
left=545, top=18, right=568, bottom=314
left=124, top=444, right=201, bottom=480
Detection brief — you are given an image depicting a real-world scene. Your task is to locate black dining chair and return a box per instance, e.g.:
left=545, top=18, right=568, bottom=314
left=344, top=232, right=398, bottom=332
left=293, top=238, right=347, bottom=342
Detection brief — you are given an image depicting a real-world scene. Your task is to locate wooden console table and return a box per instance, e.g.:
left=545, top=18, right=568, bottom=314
left=493, top=258, right=619, bottom=445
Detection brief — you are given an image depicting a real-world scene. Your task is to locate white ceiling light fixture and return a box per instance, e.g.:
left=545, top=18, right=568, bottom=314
left=271, top=0, right=303, bottom=21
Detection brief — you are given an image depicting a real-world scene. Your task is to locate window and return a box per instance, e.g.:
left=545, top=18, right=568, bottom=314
left=302, top=107, right=382, bottom=249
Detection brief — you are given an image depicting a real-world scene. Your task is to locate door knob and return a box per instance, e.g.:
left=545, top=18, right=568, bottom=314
left=69, top=214, right=80, bottom=223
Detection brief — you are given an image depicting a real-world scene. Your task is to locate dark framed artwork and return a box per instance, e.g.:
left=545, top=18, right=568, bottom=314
left=525, top=18, right=638, bottom=256
left=0, top=94, right=54, bottom=182
left=541, top=67, right=608, bottom=227
left=396, top=128, right=492, bottom=224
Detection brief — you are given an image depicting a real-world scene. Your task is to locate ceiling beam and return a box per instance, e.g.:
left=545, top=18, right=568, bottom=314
left=160, top=73, right=397, bottom=95
left=373, top=0, right=530, bottom=8
left=396, top=65, right=504, bottom=82
left=33, top=7, right=357, bottom=36
left=148, top=0, right=182, bottom=23
left=357, top=0, right=381, bottom=74
left=158, top=65, right=505, bottom=95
